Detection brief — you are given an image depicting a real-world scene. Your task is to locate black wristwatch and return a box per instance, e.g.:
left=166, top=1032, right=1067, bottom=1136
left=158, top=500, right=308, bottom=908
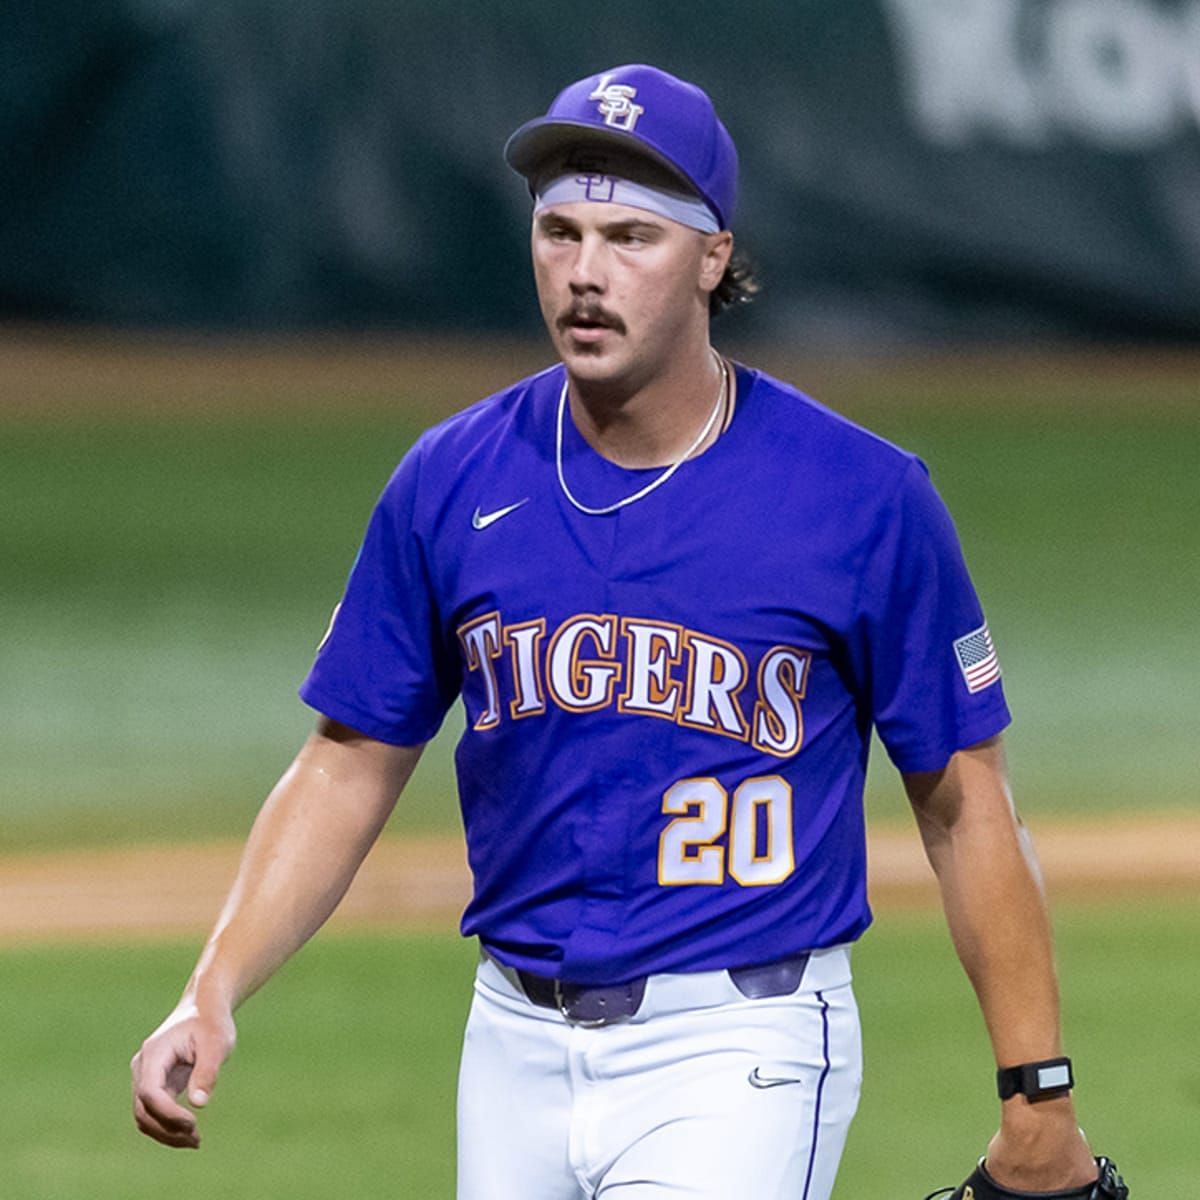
left=996, top=1056, right=1074, bottom=1101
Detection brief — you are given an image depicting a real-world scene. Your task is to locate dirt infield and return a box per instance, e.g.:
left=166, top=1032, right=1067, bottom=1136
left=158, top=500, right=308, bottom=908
left=4, top=327, right=1200, bottom=420
left=2, top=815, right=1196, bottom=944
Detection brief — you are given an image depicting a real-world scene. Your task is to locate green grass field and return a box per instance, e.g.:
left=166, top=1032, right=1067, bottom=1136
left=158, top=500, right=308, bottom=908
left=2, top=358, right=1197, bottom=850
left=2, top=350, right=1195, bottom=1198
left=0, top=899, right=1193, bottom=1199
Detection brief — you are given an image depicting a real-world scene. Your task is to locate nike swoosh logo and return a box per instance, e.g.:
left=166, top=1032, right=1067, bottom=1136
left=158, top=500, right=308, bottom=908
left=748, top=1068, right=803, bottom=1090
left=471, top=499, right=529, bottom=530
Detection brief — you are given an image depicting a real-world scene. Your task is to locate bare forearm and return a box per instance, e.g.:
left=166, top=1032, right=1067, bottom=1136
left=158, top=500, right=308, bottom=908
left=185, top=724, right=422, bottom=1013
left=915, top=791, right=1062, bottom=1065
left=905, top=738, right=1096, bottom=1188
left=132, top=722, right=423, bottom=1148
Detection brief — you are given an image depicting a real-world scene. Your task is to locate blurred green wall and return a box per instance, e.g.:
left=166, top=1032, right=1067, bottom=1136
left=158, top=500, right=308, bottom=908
left=4, top=1, right=1200, bottom=340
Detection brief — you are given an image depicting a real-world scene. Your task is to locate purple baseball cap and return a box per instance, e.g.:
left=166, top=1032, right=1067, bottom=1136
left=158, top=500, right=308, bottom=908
left=504, top=64, right=739, bottom=229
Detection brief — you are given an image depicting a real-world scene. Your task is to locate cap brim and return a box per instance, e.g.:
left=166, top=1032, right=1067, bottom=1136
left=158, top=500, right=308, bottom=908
left=504, top=119, right=698, bottom=197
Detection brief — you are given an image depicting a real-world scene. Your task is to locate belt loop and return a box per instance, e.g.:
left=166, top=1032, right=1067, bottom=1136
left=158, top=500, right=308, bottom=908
left=728, top=953, right=810, bottom=999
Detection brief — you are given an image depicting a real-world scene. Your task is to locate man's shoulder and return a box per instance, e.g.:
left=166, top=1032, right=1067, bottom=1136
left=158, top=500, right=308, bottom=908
left=414, top=362, right=560, bottom=461
left=373, top=363, right=559, bottom=517
left=739, top=364, right=919, bottom=477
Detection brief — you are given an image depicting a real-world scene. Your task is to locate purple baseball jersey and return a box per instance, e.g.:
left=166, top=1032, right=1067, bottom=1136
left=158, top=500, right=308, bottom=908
left=300, top=363, right=1010, bottom=983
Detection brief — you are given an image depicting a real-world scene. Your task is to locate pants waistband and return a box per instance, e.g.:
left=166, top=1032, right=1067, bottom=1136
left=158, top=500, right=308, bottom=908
left=480, top=946, right=853, bottom=1027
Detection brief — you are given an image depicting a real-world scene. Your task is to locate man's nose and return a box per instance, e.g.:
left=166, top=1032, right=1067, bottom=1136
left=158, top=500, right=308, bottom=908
left=569, top=235, right=607, bottom=293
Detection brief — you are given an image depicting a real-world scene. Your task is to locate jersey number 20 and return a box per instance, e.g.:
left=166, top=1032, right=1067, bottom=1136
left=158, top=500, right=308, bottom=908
left=658, top=776, right=795, bottom=887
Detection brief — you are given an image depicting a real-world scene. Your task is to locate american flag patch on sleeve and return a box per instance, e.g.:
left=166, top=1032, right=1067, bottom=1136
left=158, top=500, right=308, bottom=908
left=953, top=621, right=1001, bottom=693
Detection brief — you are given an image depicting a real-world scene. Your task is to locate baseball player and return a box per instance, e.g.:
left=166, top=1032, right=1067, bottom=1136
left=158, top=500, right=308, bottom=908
left=132, top=65, right=1126, bottom=1200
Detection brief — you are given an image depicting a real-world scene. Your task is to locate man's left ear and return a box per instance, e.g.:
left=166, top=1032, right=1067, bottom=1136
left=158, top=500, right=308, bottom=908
left=700, top=231, right=734, bottom=290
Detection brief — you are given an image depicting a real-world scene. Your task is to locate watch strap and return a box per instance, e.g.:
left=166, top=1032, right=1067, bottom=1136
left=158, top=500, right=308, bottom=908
left=996, top=1056, right=1074, bottom=1101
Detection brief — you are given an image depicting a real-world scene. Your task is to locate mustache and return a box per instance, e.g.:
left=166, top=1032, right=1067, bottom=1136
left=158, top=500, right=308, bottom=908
left=556, top=301, right=626, bottom=335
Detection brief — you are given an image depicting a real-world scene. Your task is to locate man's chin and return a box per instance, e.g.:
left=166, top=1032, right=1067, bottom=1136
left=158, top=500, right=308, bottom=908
left=565, top=357, right=633, bottom=390
left=558, top=339, right=622, bottom=375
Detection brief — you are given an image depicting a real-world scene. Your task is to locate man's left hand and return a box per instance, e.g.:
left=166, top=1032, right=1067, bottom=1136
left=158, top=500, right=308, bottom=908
left=984, top=1095, right=1098, bottom=1191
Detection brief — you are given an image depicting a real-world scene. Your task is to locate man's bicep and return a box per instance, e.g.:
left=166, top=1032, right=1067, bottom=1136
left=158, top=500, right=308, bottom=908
left=901, top=733, right=1011, bottom=832
left=315, top=713, right=423, bottom=748
left=859, top=461, right=1011, bottom=775
left=299, top=442, right=460, bottom=749
left=302, top=715, right=428, bottom=802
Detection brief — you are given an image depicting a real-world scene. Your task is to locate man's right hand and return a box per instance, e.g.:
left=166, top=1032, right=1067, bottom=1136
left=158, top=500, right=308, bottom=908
left=128, top=721, right=421, bottom=1150
left=131, top=1000, right=236, bottom=1149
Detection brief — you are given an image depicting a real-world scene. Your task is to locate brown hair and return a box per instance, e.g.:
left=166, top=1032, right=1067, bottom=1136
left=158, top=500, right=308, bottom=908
left=710, top=248, right=760, bottom=317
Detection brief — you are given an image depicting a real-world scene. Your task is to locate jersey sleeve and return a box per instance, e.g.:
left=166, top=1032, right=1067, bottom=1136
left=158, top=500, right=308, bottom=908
left=298, top=440, right=459, bottom=745
left=854, top=457, right=1011, bottom=773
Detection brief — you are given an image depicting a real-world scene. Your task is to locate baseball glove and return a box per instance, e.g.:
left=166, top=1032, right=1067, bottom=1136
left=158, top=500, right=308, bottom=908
left=924, top=1156, right=1127, bottom=1200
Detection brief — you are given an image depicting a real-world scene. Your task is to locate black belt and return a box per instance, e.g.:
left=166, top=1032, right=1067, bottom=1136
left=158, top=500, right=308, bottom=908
left=515, top=953, right=811, bottom=1027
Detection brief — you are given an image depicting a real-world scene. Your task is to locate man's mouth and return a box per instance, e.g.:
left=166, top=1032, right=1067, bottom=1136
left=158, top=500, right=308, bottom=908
left=559, top=306, right=625, bottom=336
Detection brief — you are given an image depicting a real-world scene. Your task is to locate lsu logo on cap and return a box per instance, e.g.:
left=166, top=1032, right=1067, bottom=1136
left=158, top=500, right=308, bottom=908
left=577, top=174, right=617, bottom=202
left=589, top=74, right=644, bottom=132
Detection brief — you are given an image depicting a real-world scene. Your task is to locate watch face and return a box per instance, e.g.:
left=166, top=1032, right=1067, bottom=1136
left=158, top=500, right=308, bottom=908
left=1034, top=1062, right=1072, bottom=1091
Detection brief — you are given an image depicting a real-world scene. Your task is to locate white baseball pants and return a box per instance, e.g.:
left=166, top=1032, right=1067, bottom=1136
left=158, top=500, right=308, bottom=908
left=456, top=947, right=861, bottom=1200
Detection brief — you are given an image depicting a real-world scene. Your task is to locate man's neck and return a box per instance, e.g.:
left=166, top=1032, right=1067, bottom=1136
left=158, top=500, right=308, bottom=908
left=566, top=344, right=725, bottom=470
